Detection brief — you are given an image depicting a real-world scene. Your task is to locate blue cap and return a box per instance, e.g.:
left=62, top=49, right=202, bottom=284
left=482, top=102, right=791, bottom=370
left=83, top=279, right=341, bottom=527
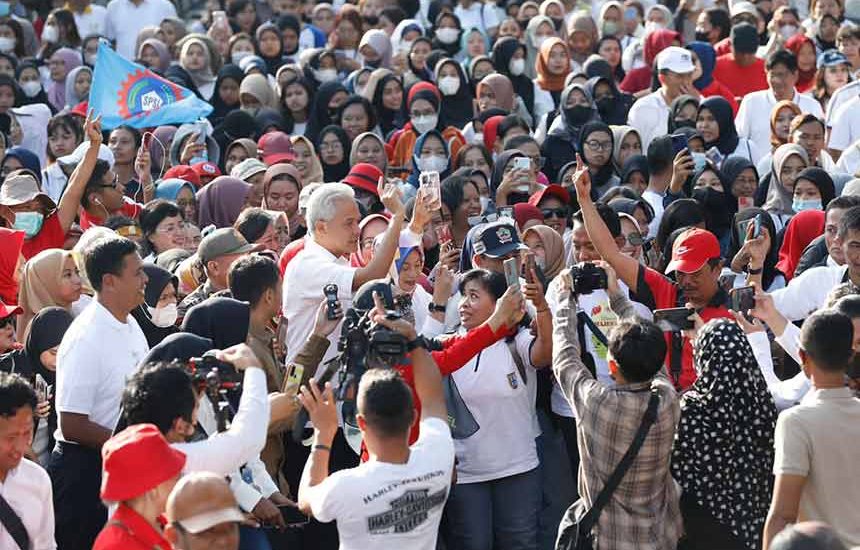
left=818, top=49, right=850, bottom=68
left=471, top=220, right=527, bottom=258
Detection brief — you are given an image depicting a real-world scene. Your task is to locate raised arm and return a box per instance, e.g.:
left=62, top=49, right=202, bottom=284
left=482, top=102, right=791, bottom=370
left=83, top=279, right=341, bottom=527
left=353, top=177, right=405, bottom=290
left=56, top=111, right=101, bottom=233
left=523, top=264, right=553, bottom=368
left=551, top=276, right=596, bottom=411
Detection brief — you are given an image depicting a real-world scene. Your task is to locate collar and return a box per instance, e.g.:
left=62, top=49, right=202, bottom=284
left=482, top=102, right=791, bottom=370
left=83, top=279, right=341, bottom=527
left=767, top=88, right=799, bottom=105
left=613, top=380, right=654, bottom=392
left=304, top=237, right=348, bottom=264
left=110, top=504, right=171, bottom=550
left=801, top=386, right=855, bottom=404
left=92, top=298, right=131, bottom=328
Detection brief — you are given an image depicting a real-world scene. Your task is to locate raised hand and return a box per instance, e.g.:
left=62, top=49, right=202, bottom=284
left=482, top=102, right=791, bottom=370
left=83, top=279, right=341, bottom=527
left=84, top=110, right=103, bottom=147
left=378, top=176, right=405, bottom=218
left=572, top=153, right=592, bottom=202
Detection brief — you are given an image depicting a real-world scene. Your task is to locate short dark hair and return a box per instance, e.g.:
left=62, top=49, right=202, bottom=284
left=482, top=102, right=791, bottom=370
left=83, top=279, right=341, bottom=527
left=705, top=7, right=731, bottom=40
left=140, top=199, right=183, bottom=254
left=497, top=115, right=531, bottom=142
left=504, top=134, right=539, bottom=152
left=608, top=319, right=667, bottom=383
left=834, top=294, right=860, bottom=320
left=228, top=254, right=280, bottom=307
left=121, top=363, right=196, bottom=434
left=357, top=369, right=414, bottom=438
left=234, top=207, right=273, bottom=244
left=838, top=23, right=860, bottom=43
left=767, top=49, right=798, bottom=73
left=47, top=113, right=83, bottom=161
left=837, top=205, right=860, bottom=239
left=800, top=309, right=855, bottom=372
left=826, top=195, right=860, bottom=215
left=647, top=135, right=673, bottom=175
left=0, top=372, right=36, bottom=418
left=441, top=174, right=480, bottom=214
left=84, top=237, right=138, bottom=292
left=458, top=268, right=507, bottom=299
left=81, top=159, right=112, bottom=208
left=771, top=522, right=849, bottom=550
left=573, top=202, right=621, bottom=237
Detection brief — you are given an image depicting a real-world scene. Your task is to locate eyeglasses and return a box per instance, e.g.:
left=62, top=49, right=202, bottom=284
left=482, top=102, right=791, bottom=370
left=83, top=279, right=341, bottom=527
left=156, top=221, right=187, bottom=234
left=541, top=207, right=568, bottom=219
left=625, top=232, right=645, bottom=246
left=585, top=140, right=613, bottom=152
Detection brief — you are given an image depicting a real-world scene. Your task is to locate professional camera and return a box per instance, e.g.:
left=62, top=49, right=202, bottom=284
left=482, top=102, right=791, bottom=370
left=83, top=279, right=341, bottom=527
left=568, top=262, right=608, bottom=295
left=336, top=307, right=410, bottom=397
left=186, top=352, right=243, bottom=432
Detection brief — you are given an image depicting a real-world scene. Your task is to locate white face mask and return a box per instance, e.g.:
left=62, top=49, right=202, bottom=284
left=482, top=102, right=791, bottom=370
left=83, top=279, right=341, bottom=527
left=20, top=81, right=40, bottom=98
left=418, top=154, right=448, bottom=173
left=231, top=50, right=252, bottom=65
left=532, top=34, right=549, bottom=49
left=438, top=75, right=460, bottom=95
left=509, top=58, right=526, bottom=76
left=479, top=195, right=490, bottom=213
left=41, top=24, right=58, bottom=43
left=412, top=114, right=438, bottom=133
left=0, top=37, right=15, bottom=53
left=780, top=24, right=798, bottom=40
left=84, top=53, right=97, bottom=65
left=147, top=303, right=178, bottom=328
left=399, top=39, right=415, bottom=54
left=436, top=27, right=459, bottom=44
left=644, top=21, right=665, bottom=34
left=313, top=68, right=338, bottom=83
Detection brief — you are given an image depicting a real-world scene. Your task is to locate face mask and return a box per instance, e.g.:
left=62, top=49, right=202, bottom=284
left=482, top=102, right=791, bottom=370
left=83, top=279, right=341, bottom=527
left=694, top=30, right=710, bottom=42
left=41, top=24, right=58, bottom=43
left=644, top=21, right=665, bottom=34
left=147, top=303, right=178, bottom=328
left=364, top=15, right=379, bottom=26
left=532, top=34, right=549, bottom=49
left=438, top=75, right=460, bottom=95
left=313, top=68, right=338, bottom=83
left=780, top=24, right=798, bottom=40
left=84, top=53, right=97, bottom=65
left=792, top=197, right=822, bottom=212
left=436, top=27, right=459, bottom=45
left=399, top=39, right=415, bottom=54
left=13, top=211, right=43, bottom=238
left=412, top=114, right=438, bottom=133
left=602, top=21, right=619, bottom=36
left=0, top=37, right=15, bottom=53
left=20, top=81, right=40, bottom=98
left=595, top=96, right=614, bottom=114
left=673, top=118, right=696, bottom=129
left=471, top=132, right=484, bottom=145
left=509, top=58, right=525, bottom=76
left=418, top=155, right=447, bottom=173
left=551, top=17, right=564, bottom=31
left=564, top=105, right=592, bottom=124
left=231, top=50, right=252, bottom=65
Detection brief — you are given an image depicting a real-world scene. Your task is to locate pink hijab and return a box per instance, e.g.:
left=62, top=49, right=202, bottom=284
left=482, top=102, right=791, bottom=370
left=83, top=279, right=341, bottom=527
left=48, top=48, right=82, bottom=111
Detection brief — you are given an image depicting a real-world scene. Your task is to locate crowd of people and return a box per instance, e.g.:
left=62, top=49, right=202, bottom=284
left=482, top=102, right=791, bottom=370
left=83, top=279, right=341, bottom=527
left=1, top=0, right=860, bottom=549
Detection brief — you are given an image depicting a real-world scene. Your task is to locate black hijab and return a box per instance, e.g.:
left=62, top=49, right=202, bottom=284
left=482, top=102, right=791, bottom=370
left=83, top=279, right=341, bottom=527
left=372, top=73, right=406, bottom=137
left=407, top=37, right=435, bottom=82
left=16, top=60, right=53, bottom=112
left=276, top=14, right=302, bottom=56
left=256, top=22, right=286, bottom=75
left=181, top=297, right=250, bottom=349
left=430, top=13, right=463, bottom=57
left=668, top=94, right=699, bottom=132
left=435, top=58, right=474, bottom=129
left=208, top=64, right=244, bottom=127
left=165, top=64, right=204, bottom=100
left=490, top=150, right=529, bottom=203
left=141, top=332, right=215, bottom=365
left=620, top=154, right=650, bottom=184
left=318, top=125, right=352, bottom=182
left=699, top=96, right=739, bottom=155
left=491, top=37, right=534, bottom=116
left=213, top=109, right=257, bottom=164
left=730, top=207, right=782, bottom=290
left=131, top=264, right=179, bottom=348
left=305, top=80, right=349, bottom=145
left=794, top=167, right=836, bottom=209
left=578, top=121, right=617, bottom=193
left=691, top=163, right=733, bottom=241
left=547, top=83, right=598, bottom=143
left=585, top=75, right=629, bottom=126
left=254, top=108, right=287, bottom=139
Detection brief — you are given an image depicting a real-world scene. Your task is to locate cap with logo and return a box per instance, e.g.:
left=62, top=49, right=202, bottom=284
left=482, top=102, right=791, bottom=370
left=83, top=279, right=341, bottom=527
left=257, top=131, right=296, bottom=165
left=657, top=46, right=695, bottom=74
left=191, top=161, right=222, bottom=179
left=818, top=49, right=850, bottom=68
left=472, top=220, right=528, bottom=258
left=0, top=300, right=23, bottom=319
left=100, top=424, right=186, bottom=501
left=167, top=473, right=245, bottom=534
left=0, top=170, right=56, bottom=211
left=163, top=165, right=202, bottom=188
left=665, top=227, right=721, bottom=274
left=198, top=227, right=257, bottom=263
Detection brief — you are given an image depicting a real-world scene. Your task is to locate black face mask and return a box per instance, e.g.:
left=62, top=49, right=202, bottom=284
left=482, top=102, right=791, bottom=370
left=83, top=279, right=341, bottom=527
left=673, top=118, right=696, bottom=129
left=327, top=106, right=339, bottom=119
left=694, top=30, right=710, bottom=42
left=365, top=58, right=381, bottom=69
left=551, top=17, right=565, bottom=31
left=364, top=15, right=379, bottom=26
left=564, top=105, right=592, bottom=124
left=595, top=97, right=615, bottom=115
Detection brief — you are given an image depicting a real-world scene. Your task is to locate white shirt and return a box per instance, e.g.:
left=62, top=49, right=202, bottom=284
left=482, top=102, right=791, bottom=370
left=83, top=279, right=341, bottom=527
left=836, top=141, right=860, bottom=176
left=408, top=283, right=457, bottom=338
left=306, top=417, right=454, bottom=550
left=627, top=89, right=671, bottom=150
left=0, top=458, right=55, bottom=550
left=641, top=188, right=665, bottom=240
left=532, top=81, right=555, bottom=125
left=828, top=94, right=860, bottom=151
left=758, top=149, right=841, bottom=179
left=451, top=329, right=540, bottom=484
left=825, top=79, right=860, bottom=128
left=735, top=89, right=823, bottom=155
left=282, top=237, right=357, bottom=374
left=71, top=4, right=107, bottom=39
left=730, top=137, right=764, bottom=164
left=104, top=0, right=177, bottom=59
left=747, top=329, right=810, bottom=410
left=454, top=2, right=499, bottom=34
left=771, top=264, right=849, bottom=321
left=55, top=300, right=148, bottom=441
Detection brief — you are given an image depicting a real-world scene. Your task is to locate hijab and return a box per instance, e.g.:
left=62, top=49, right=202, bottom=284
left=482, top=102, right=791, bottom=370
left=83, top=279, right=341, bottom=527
left=460, top=26, right=490, bottom=66
left=611, top=125, right=641, bottom=170
left=699, top=96, right=739, bottom=155
left=524, top=15, right=554, bottom=79
left=4, top=147, right=43, bottom=184
left=668, top=94, right=699, bottom=132
left=138, top=38, right=171, bottom=73
left=142, top=332, right=214, bottom=365
left=214, top=110, right=257, bottom=159
left=514, top=203, right=545, bottom=231
left=305, top=81, right=349, bottom=145
left=785, top=34, right=817, bottom=92
left=239, top=73, right=276, bottom=110
left=567, top=12, right=598, bottom=65
left=179, top=37, right=217, bottom=92
left=434, top=58, right=474, bottom=129
left=349, top=132, right=388, bottom=174
left=290, top=135, right=324, bottom=184
left=365, top=69, right=406, bottom=136
left=47, top=48, right=81, bottom=111
left=181, top=296, right=250, bottom=349
left=391, top=19, right=424, bottom=54
left=795, top=167, right=835, bottom=208
left=360, top=29, right=393, bottom=69
left=262, top=163, right=303, bottom=210
left=208, top=64, right=245, bottom=126
left=24, top=307, right=72, bottom=385
left=765, top=143, right=809, bottom=217
left=476, top=73, right=515, bottom=113
left=769, top=100, right=802, bottom=149
left=535, top=37, right=570, bottom=93
left=721, top=155, right=759, bottom=201
left=15, top=61, right=50, bottom=109
left=0, top=228, right=24, bottom=305
left=17, top=248, right=73, bottom=340
left=548, top=83, right=597, bottom=142
left=131, top=263, right=179, bottom=348
left=492, top=36, right=534, bottom=115
left=687, top=41, right=716, bottom=90
left=351, top=213, right=389, bottom=267
left=406, top=129, right=451, bottom=187
left=196, top=176, right=252, bottom=228
left=254, top=108, right=287, bottom=137
left=155, top=178, right=195, bottom=202
left=523, top=224, right=564, bottom=279
left=150, top=126, right=178, bottom=173
left=620, top=154, right=650, bottom=184
left=579, top=121, right=618, bottom=194
left=490, top=149, right=527, bottom=195
left=585, top=75, right=628, bottom=125
left=255, top=22, right=286, bottom=75
left=63, top=65, right=92, bottom=109
left=318, top=125, right=352, bottom=182
left=776, top=209, right=825, bottom=281
left=673, top=319, right=777, bottom=550
left=691, top=165, right=733, bottom=239
left=731, top=206, right=782, bottom=289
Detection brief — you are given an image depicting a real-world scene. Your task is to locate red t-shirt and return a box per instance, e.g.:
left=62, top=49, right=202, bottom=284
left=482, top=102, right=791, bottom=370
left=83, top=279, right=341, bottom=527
left=712, top=54, right=768, bottom=100
left=700, top=79, right=740, bottom=115
left=21, top=212, right=66, bottom=260
left=633, top=265, right=733, bottom=390
left=79, top=198, right=142, bottom=230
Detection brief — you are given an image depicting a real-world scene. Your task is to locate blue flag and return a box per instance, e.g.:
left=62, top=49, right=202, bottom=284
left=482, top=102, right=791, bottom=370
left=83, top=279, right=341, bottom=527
left=90, top=42, right=212, bottom=129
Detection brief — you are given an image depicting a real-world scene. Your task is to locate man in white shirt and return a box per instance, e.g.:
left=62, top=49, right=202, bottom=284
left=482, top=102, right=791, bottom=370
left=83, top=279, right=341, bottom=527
left=104, top=0, right=177, bottom=59
left=627, top=46, right=694, bottom=150
left=736, top=49, right=823, bottom=154
left=298, top=300, right=455, bottom=550
left=0, top=373, right=55, bottom=550
left=47, top=236, right=149, bottom=550
left=67, top=0, right=107, bottom=39
left=454, top=0, right=500, bottom=37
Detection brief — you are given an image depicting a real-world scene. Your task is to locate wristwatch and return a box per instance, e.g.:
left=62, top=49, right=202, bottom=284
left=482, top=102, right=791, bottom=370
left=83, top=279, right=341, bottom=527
left=407, top=335, right=431, bottom=351
left=428, top=302, right=446, bottom=313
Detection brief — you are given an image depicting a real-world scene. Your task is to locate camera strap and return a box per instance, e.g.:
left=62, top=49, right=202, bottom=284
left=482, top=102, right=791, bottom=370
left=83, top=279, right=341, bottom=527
left=577, top=311, right=608, bottom=348
left=0, top=493, right=29, bottom=550
left=506, top=338, right=528, bottom=386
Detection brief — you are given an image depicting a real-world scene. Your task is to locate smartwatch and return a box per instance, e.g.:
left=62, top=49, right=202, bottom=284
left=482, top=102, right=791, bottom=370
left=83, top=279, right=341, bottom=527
left=428, top=302, right=446, bottom=313
left=407, top=335, right=430, bottom=351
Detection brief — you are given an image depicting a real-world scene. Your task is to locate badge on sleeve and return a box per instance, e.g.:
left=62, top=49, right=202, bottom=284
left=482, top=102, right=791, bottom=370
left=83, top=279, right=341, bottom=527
left=507, top=372, right=519, bottom=389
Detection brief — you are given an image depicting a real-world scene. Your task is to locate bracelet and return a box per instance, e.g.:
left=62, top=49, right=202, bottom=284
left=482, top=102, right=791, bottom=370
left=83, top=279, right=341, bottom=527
left=747, top=266, right=763, bottom=275
left=313, top=444, right=331, bottom=453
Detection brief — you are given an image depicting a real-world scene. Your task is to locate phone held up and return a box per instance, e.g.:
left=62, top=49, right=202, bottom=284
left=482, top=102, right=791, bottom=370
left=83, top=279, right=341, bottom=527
left=653, top=307, right=695, bottom=332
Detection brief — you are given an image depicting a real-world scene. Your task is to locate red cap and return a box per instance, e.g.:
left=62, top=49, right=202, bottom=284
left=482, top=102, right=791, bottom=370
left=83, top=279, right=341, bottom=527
left=257, top=131, right=296, bottom=165
left=70, top=100, right=89, bottom=118
left=407, top=81, right=441, bottom=108
left=528, top=184, right=570, bottom=207
left=191, top=161, right=221, bottom=179
left=0, top=300, right=22, bottom=319
left=665, top=228, right=721, bottom=274
left=343, top=163, right=382, bottom=196
left=163, top=165, right=202, bottom=188
left=100, top=424, right=186, bottom=501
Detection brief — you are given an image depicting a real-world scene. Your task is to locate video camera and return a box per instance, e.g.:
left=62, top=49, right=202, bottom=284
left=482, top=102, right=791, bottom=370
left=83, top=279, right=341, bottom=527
left=185, top=352, right=243, bottom=433
left=568, top=262, right=608, bottom=295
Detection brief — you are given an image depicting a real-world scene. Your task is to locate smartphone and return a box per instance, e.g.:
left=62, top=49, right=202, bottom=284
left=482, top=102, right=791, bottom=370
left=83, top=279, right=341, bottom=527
left=434, top=224, right=452, bottom=246
left=278, top=505, right=310, bottom=527
left=730, top=285, right=755, bottom=313
left=418, top=171, right=441, bottom=208
left=34, top=373, right=49, bottom=403
left=195, top=121, right=208, bottom=145
left=323, top=284, right=339, bottom=320
left=670, top=133, right=688, bottom=156
left=499, top=206, right=514, bottom=220
left=705, top=146, right=724, bottom=167
left=503, top=257, right=520, bottom=290
left=737, top=196, right=755, bottom=211
left=737, top=214, right=763, bottom=245
left=524, top=251, right=536, bottom=284
left=212, top=10, right=228, bottom=28
left=514, top=157, right=531, bottom=171
left=690, top=151, right=707, bottom=172
left=653, top=307, right=695, bottom=332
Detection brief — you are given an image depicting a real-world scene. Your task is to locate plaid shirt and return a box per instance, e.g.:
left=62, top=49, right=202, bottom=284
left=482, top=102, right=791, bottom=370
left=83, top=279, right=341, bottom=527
left=552, top=290, right=682, bottom=550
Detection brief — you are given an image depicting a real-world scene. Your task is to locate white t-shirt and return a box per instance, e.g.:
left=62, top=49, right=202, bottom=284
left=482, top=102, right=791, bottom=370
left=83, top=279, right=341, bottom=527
left=828, top=95, right=860, bottom=151
left=454, top=2, right=499, bottom=35
left=72, top=5, right=107, bottom=39
left=306, top=417, right=455, bottom=550
left=735, top=89, right=822, bottom=156
left=641, top=188, right=665, bottom=240
left=627, top=89, right=670, bottom=150
left=0, top=458, right=55, bottom=550
left=104, top=0, right=177, bottom=60
left=451, top=329, right=540, bottom=484
left=55, top=300, right=149, bottom=441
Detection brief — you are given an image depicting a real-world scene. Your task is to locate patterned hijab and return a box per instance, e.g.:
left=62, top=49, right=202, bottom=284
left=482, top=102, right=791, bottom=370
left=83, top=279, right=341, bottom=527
left=672, top=319, right=777, bottom=550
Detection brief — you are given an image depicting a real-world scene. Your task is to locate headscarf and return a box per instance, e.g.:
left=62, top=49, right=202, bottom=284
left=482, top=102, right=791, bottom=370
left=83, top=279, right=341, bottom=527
left=0, top=229, right=24, bottom=305
left=305, top=81, right=349, bottom=145
left=25, top=307, right=72, bottom=386
left=15, top=61, right=50, bottom=108
left=460, top=26, right=490, bottom=65
left=47, top=48, right=81, bottom=111
left=611, top=125, right=641, bottom=170
left=150, top=126, right=178, bottom=173
left=578, top=121, right=617, bottom=193
left=181, top=297, right=250, bottom=349
left=208, top=64, right=245, bottom=126
left=239, top=73, right=276, bottom=109
left=63, top=65, right=92, bottom=109
left=196, top=176, right=252, bottom=228
left=548, top=83, right=597, bottom=141
left=691, top=165, right=733, bottom=239
left=390, top=18, right=425, bottom=54
left=141, top=332, right=213, bottom=365
left=513, top=202, right=545, bottom=231
left=668, top=94, right=699, bottom=132
left=492, top=36, right=534, bottom=115
left=406, top=129, right=451, bottom=187
left=785, top=34, right=817, bottom=92
left=775, top=209, right=825, bottom=281
left=254, top=107, right=286, bottom=137
left=524, top=15, right=554, bottom=79
left=17, top=248, right=73, bottom=340
left=476, top=73, right=515, bottom=112
left=345, top=68, right=372, bottom=94
left=490, top=149, right=527, bottom=195
left=721, top=155, right=759, bottom=200
left=214, top=111, right=257, bottom=158
left=645, top=29, right=680, bottom=67
left=567, top=12, right=598, bottom=65
left=765, top=143, right=809, bottom=217
left=365, top=69, right=405, bottom=136
left=794, top=167, right=835, bottom=209
left=138, top=38, right=171, bottom=73
left=673, top=319, right=777, bottom=550
left=255, top=22, right=285, bottom=75
left=4, top=147, right=43, bottom=184
left=434, top=59, right=474, bottom=129
left=155, top=178, right=195, bottom=202
left=349, top=132, right=388, bottom=174
left=351, top=213, right=389, bottom=267
left=699, top=96, right=739, bottom=155
left=687, top=41, right=716, bottom=90
left=535, top=37, right=570, bottom=93
left=769, top=100, right=802, bottom=149
left=317, top=125, right=352, bottom=182
left=730, top=206, right=782, bottom=289
left=523, top=224, right=564, bottom=279
left=620, top=154, right=650, bottom=184
left=585, top=75, right=628, bottom=125
left=360, top=29, right=393, bottom=69
left=262, top=163, right=303, bottom=210
left=290, top=135, right=324, bottom=184
left=179, top=36, right=217, bottom=93
left=131, top=263, right=179, bottom=348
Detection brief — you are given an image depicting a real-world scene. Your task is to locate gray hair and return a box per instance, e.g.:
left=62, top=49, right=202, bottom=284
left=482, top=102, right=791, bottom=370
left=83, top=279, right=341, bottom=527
left=306, top=183, right=355, bottom=236
left=770, top=521, right=847, bottom=550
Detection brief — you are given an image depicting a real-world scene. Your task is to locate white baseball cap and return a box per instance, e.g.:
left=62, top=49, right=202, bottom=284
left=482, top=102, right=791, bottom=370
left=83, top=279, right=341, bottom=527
left=656, top=47, right=695, bottom=74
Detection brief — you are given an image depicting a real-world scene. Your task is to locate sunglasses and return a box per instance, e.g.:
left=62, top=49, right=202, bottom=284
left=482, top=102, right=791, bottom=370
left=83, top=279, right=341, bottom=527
left=541, top=208, right=568, bottom=219
left=0, top=316, right=14, bottom=329
left=625, top=232, right=645, bottom=246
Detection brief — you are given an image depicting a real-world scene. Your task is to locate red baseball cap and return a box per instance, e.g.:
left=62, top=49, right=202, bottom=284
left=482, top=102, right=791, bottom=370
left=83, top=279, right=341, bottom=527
left=343, top=163, right=381, bottom=196
left=665, top=227, right=721, bottom=274
left=191, top=161, right=221, bottom=179
left=528, top=184, right=570, bottom=208
left=257, top=131, right=296, bottom=165
left=100, top=424, right=186, bottom=501
left=163, top=165, right=202, bottom=188
left=0, top=300, right=22, bottom=319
